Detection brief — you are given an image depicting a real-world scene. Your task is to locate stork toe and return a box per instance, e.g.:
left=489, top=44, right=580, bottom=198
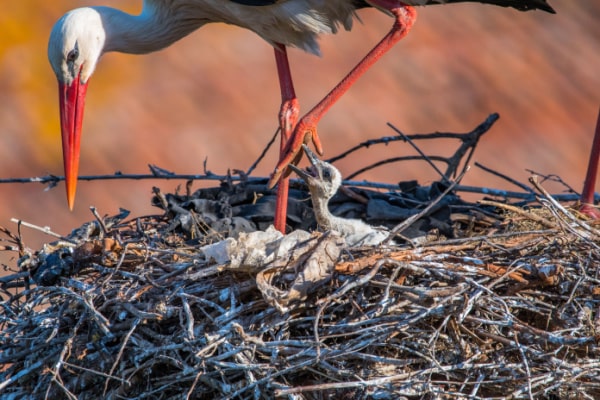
left=269, top=118, right=324, bottom=188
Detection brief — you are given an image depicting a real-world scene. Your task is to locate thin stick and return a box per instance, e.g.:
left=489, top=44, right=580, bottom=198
left=387, top=123, right=448, bottom=182
left=475, top=162, right=535, bottom=194
left=478, top=199, right=556, bottom=229
left=90, top=206, right=109, bottom=236
left=383, top=167, right=469, bottom=244
left=10, top=218, right=75, bottom=243
left=246, top=127, right=280, bottom=176
left=345, top=155, right=450, bottom=180
left=326, top=113, right=498, bottom=165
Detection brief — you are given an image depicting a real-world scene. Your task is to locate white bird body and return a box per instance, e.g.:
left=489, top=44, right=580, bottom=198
left=48, top=0, right=362, bottom=86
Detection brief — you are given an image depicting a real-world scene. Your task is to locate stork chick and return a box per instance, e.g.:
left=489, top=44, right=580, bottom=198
left=289, top=145, right=389, bottom=246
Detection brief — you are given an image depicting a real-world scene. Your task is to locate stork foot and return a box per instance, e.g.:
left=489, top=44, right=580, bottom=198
left=269, top=117, right=323, bottom=187
left=268, top=2, right=416, bottom=189
left=579, top=204, right=600, bottom=219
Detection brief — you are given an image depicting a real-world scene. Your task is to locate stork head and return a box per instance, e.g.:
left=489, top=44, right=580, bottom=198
left=288, top=145, right=342, bottom=202
left=48, top=8, right=106, bottom=209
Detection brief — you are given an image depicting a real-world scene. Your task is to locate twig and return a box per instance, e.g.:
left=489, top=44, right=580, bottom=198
left=345, top=155, right=450, bottom=180
left=0, top=359, right=46, bottom=392
left=246, top=127, right=280, bottom=176
left=386, top=123, right=448, bottom=182
left=475, top=162, right=536, bottom=194
left=326, top=113, right=498, bottom=165
left=530, top=175, right=600, bottom=243
left=90, top=206, right=109, bottom=236
left=478, top=199, right=556, bottom=228
left=383, top=167, right=469, bottom=244
left=443, top=113, right=499, bottom=178
left=526, top=169, right=579, bottom=195
left=10, top=218, right=75, bottom=243
left=104, top=318, right=140, bottom=395
left=343, top=114, right=498, bottom=181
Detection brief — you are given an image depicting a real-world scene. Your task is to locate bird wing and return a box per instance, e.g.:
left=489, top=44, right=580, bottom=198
left=440, top=0, right=554, bottom=13
left=229, top=0, right=279, bottom=5
left=228, top=0, right=369, bottom=7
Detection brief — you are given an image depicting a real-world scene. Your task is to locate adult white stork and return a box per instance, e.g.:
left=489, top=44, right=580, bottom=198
left=48, top=0, right=555, bottom=233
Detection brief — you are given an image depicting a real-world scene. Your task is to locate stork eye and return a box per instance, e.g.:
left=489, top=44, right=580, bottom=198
left=66, top=48, right=78, bottom=63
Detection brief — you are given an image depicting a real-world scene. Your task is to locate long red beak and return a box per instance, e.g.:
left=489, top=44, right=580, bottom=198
left=58, top=74, right=88, bottom=210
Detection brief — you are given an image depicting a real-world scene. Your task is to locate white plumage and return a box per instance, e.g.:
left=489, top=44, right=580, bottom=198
left=48, top=0, right=360, bottom=86
left=289, top=145, right=390, bottom=246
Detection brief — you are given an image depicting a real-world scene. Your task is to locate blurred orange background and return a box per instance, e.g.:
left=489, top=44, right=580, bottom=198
left=0, top=1, right=598, bottom=266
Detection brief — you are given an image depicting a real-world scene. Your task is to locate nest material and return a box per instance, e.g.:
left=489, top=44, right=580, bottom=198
left=1, top=176, right=600, bottom=400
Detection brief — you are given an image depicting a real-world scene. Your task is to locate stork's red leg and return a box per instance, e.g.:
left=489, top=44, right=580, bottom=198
left=272, top=44, right=300, bottom=233
left=269, top=1, right=416, bottom=187
left=580, top=108, right=600, bottom=219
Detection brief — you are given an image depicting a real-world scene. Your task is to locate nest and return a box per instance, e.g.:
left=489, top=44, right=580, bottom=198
left=1, top=116, right=600, bottom=399
left=1, top=174, right=599, bottom=399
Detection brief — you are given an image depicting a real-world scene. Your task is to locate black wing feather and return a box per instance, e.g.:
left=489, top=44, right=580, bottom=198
left=228, top=0, right=553, bottom=13
left=229, top=0, right=279, bottom=6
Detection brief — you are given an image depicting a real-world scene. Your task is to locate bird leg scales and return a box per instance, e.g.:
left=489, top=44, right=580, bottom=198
left=274, top=45, right=300, bottom=141
left=268, top=2, right=416, bottom=188
left=579, top=107, right=600, bottom=219
left=273, top=45, right=301, bottom=232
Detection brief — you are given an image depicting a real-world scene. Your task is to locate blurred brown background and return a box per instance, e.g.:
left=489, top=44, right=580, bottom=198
left=0, top=1, right=598, bottom=267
